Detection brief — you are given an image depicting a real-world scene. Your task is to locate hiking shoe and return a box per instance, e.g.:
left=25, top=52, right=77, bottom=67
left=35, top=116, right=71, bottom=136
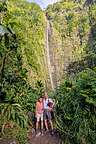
left=51, top=130, right=54, bottom=136
left=45, top=129, right=49, bottom=133
left=35, top=132, right=41, bottom=137
left=32, top=128, right=35, bottom=134
left=41, top=131, right=44, bottom=136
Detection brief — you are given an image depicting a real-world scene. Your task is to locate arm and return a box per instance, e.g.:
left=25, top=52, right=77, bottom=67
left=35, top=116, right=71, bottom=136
left=49, top=98, right=55, bottom=108
left=46, top=98, right=53, bottom=111
left=35, top=102, right=38, bottom=116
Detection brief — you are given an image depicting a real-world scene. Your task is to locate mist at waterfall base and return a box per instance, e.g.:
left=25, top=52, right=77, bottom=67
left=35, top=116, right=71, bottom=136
left=27, top=0, right=59, bottom=9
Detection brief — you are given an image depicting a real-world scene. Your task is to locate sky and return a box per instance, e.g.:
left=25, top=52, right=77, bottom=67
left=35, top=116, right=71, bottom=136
left=27, top=0, right=59, bottom=9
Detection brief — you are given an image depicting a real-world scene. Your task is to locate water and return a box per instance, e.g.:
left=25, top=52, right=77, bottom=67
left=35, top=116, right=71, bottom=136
left=46, top=20, right=54, bottom=90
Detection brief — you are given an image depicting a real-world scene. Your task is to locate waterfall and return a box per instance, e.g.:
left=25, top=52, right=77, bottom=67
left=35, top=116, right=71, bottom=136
left=46, top=20, right=54, bottom=90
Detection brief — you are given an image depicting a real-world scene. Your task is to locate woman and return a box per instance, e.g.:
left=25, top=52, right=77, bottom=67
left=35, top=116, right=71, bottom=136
left=35, top=96, right=44, bottom=137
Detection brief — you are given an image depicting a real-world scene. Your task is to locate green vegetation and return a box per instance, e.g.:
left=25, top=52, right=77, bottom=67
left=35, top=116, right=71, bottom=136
left=54, top=68, right=96, bottom=144
left=47, top=1, right=96, bottom=143
left=0, top=0, right=45, bottom=143
left=46, top=0, right=96, bottom=79
left=0, top=0, right=96, bottom=144
left=3, top=0, right=47, bottom=86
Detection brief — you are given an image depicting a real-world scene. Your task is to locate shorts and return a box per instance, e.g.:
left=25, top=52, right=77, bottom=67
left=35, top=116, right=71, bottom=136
left=43, top=110, right=52, bottom=121
left=36, top=113, right=43, bottom=122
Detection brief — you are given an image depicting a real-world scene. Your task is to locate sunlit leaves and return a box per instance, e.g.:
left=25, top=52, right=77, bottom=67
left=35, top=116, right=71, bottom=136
left=5, top=0, right=47, bottom=83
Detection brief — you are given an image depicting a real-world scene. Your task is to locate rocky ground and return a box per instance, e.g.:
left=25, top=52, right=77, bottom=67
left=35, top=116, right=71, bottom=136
left=0, top=129, right=62, bottom=144
left=28, top=129, right=62, bottom=144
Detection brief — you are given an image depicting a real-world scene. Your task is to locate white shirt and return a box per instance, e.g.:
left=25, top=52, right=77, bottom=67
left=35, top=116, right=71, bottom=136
left=43, top=98, right=53, bottom=110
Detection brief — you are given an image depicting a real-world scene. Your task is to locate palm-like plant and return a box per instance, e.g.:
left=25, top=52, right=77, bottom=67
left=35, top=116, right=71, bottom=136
left=0, top=102, right=27, bottom=134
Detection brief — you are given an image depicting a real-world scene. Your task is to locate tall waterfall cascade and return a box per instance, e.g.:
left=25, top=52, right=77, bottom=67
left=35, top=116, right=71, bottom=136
left=45, top=20, right=54, bottom=90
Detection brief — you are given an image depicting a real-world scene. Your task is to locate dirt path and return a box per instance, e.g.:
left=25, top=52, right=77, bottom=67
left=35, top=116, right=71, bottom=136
left=28, top=129, right=61, bottom=144
left=0, top=129, right=61, bottom=144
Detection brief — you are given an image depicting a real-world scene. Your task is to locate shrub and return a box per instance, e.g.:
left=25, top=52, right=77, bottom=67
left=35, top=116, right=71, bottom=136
left=54, top=68, right=96, bottom=144
left=16, top=128, right=28, bottom=144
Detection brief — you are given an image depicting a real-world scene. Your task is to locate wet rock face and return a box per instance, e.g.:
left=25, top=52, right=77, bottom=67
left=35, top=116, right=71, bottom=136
left=45, top=0, right=96, bottom=84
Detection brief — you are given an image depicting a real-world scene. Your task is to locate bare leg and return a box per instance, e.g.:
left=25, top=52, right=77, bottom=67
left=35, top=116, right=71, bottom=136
left=41, top=121, right=44, bottom=135
left=49, top=120, right=53, bottom=130
left=35, top=121, right=41, bottom=137
left=44, top=120, right=48, bottom=130
left=41, top=121, right=43, bottom=130
left=36, top=121, right=39, bottom=131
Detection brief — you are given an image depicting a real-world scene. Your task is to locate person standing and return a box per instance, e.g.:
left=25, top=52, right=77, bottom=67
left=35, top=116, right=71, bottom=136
left=43, top=92, right=54, bottom=135
left=35, top=97, right=44, bottom=137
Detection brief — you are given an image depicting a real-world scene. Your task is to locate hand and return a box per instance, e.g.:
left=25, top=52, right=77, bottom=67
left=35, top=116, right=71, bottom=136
left=48, top=107, right=52, bottom=111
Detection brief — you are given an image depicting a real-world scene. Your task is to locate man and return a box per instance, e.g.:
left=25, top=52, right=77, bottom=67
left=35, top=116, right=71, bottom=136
left=43, top=92, right=54, bottom=135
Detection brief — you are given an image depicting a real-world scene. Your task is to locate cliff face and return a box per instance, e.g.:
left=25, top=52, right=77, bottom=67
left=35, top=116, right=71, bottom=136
left=1, top=0, right=96, bottom=90
left=45, top=0, right=96, bottom=87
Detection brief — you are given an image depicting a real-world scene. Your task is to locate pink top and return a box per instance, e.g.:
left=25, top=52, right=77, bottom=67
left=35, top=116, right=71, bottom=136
left=36, top=101, right=44, bottom=114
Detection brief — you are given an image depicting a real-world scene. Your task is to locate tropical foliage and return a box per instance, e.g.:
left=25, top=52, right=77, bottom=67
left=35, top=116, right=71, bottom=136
left=0, top=0, right=44, bottom=143
left=54, top=68, right=96, bottom=144
left=46, top=1, right=96, bottom=144
left=0, top=0, right=96, bottom=144
left=46, top=0, right=96, bottom=80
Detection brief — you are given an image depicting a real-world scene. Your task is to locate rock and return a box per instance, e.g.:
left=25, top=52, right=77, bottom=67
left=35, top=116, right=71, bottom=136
left=10, top=140, right=16, bottom=144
